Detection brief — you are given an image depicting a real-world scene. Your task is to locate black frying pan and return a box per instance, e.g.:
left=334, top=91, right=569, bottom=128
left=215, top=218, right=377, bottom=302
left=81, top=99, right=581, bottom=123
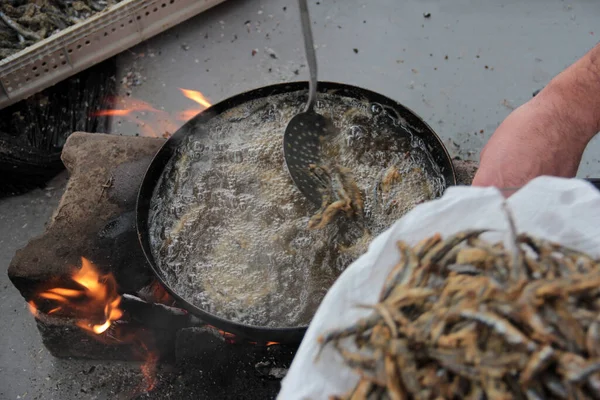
left=135, top=81, right=457, bottom=344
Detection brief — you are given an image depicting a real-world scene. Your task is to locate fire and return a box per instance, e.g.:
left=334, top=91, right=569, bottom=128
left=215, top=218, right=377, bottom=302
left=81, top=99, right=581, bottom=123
left=177, top=88, right=213, bottom=121
left=91, top=89, right=212, bottom=138
left=27, top=258, right=278, bottom=394
left=27, top=257, right=158, bottom=394
left=27, top=300, right=37, bottom=315
left=179, top=88, right=212, bottom=108
left=30, top=257, right=123, bottom=334
left=92, top=97, right=162, bottom=117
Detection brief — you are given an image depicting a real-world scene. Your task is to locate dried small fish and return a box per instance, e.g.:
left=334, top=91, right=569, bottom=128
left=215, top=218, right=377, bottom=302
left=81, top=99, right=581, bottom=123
left=356, top=303, right=398, bottom=338
left=559, top=353, right=600, bottom=383
left=435, top=322, right=477, bottom=348
left=544, top=375, right=569, bottom=398
left=421, top=229, right=488, bottom=265
left=455, top=247, right=489, bottom=266
left=553, top=302, right=587, bottom=353
left=525, top=388, right=546, bottom=400
left=520, top=346, right=555, bottom=384
left=447, top=263, right=482, bottom=276
left=394, top=344, right=421, bottom=395
left=384, top=355, right=406, bottom=400
left=413, top=233, right=441, bottom=259
left=378, top=241, right=416, bottom=301
left=319, top=229, right=600, bottom=399
left=317, top=313, right=383, bottom=356
left=383, top=287, right=435, bottom=309
left=333, top=378, right=375, bottom=400
left=0, top=10, right=40, bottom=41
left=502, top=201, right=524, bottom=281
left=1, top=1, right=126, bottom=61
left=337, top=346, right=379, bottom=370
left=456, top=309, right=537, bottom=351
left=586, top=320, right=600, bottom=358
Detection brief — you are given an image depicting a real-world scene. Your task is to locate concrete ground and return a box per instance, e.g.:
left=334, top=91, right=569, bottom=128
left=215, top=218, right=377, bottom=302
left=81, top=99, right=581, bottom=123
left=1, top=0, right=599, bottom=399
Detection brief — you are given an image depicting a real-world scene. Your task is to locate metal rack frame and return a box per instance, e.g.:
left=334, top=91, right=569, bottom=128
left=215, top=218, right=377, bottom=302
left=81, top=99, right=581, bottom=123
left=0, top=0, right=227, bottom=109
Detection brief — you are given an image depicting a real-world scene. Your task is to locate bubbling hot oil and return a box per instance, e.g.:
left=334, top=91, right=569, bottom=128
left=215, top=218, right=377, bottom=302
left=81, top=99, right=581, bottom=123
left=148, top=90, right=446, bottom=328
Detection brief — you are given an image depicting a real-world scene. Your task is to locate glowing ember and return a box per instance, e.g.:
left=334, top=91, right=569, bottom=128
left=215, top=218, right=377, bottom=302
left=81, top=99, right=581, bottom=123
left=91, top=89, right=212, bottom=138
left=139, top=344, right=159, bottom=392
left=140, top=279, right=176, bottom=306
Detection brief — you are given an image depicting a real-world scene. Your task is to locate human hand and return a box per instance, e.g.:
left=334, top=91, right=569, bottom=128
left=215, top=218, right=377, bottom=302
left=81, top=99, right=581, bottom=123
left=472, top=42, right=600, bottom=190
left=472, top=91, right=590, bottom=190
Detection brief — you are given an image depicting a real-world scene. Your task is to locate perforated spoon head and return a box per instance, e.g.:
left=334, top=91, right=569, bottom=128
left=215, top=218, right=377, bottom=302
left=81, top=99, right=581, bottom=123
left=283, top=110, right=337, bottom=205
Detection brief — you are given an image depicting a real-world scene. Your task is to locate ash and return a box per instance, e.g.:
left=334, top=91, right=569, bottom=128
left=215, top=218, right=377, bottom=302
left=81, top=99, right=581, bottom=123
left=148, top=90, right=446, bottom=328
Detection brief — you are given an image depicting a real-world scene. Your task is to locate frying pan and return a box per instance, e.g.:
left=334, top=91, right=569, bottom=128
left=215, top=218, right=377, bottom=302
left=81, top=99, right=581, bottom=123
left=136, top=81, right=457, bottom=344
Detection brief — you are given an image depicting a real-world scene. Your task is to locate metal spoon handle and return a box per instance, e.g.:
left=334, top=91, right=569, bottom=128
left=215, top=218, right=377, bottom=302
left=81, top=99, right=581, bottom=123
left=298, top=0, right=318, bottom=112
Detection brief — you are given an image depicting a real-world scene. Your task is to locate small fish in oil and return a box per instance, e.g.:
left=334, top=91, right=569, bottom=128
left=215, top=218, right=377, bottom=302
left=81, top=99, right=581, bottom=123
left=307, top=164, right=365, bottom=230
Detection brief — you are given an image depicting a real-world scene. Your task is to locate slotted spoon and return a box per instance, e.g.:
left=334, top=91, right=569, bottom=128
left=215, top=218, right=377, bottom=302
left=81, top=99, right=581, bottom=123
left=283, top=0, right=337, bottom=206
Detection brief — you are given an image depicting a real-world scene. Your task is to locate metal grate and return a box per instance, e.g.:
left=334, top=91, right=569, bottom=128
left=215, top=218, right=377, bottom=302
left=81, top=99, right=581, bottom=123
left=0, top=0, right=227, bottom=110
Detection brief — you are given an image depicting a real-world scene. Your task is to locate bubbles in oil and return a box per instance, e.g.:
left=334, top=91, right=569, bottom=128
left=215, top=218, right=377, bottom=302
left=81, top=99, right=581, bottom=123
left=148, top=90, right=447, bottom=328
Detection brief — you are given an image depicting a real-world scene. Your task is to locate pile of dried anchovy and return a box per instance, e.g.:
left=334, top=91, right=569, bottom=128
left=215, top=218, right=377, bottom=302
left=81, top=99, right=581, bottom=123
left=1, top=0, right=123, bottom=60
left=318, top=228, right=600, bottom=399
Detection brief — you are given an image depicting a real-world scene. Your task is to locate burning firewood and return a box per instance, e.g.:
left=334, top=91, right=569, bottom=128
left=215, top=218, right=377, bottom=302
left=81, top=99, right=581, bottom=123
left=317, top=229, right=600, bottom=399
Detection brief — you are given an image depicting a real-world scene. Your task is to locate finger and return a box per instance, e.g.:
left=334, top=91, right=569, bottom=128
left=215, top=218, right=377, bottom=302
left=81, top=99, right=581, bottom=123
left=471, top=165, right=504, bottom=188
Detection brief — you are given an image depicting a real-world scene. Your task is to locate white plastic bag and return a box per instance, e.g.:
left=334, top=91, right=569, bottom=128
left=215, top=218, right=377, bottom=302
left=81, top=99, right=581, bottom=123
left=278, top=176, right=600, bottom=400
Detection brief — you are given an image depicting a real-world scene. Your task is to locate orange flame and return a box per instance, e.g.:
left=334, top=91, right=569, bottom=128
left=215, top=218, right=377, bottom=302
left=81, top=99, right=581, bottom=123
left=30, top=257, right=123, bottom=334
left=27, top=258, right=275, bottom=394
left=27, top=257, right=158, bottom=394
left=27, top=300, right=38, bottom=315
left=92, top=89, right=212, bottom=138
left=179, top=88, right=212, bottom=108
left=176, top=88, right=213, bottom=122
left=92, top=97, right=163, bottom=117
